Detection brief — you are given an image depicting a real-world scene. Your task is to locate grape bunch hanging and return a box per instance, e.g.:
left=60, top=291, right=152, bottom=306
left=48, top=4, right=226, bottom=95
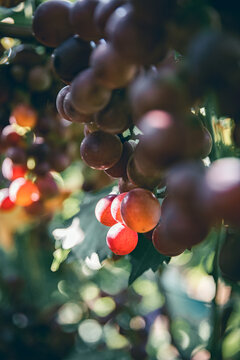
left=0, top=44, right=81, bottom=219
left=32, top=0, right=240, bottom=257
left=0, top=101, right=69, bottom=217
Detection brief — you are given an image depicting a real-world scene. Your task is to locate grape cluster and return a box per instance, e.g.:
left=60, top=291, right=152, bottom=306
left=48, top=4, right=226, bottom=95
left=95, top=189, right=161, bottom=254
left=32, top=0, right=240, bottom=256
left=0, top=103, right=62, bottom=216
left=0, top=45, right=85, bottom=218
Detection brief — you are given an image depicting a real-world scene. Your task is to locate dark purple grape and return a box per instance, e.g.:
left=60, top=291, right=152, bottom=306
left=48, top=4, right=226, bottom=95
left=94, top=0, right=126, bottom=35
left=6, top=146, right=26, bottom=164
left=91, top=42, right=137, bottom=89
left=153, top=222, right=186, bottom=256
left=105, top=141, right=133, bottom=178
left=51, top=36, right=92, bottom=83
left=166, top=161, right=205, bottom=211
left=133, top=143, right=163, bottom=176
left=70, top=69, right=111, bottom=115
left=161, top=199, right=210, bottom=248
left=202, top=157, right=240, bottom=226
left=80, top=130, right=122, bottom=170
left=183, top=114, right=212, bottom=159
left=95, top=90, right=132, bottom=134
left=69, top=0, right=101, bottom=41
left=56, top=85, right=71, bottom=120
left=136, top=110, right=185, bottom=169
left=32, top=0, right=73, bottom=47
left=127, top=154, right=163, bottom=190
left=106, top=4, right=167, bottom=65
left=50, top=151, right=71, bottom=172
left=129, top=68, right=189, bottom=119
left=27, top=140, right=50, bottom=162
left=35, top=173, right=59, bottom=199
left=187, top=31, right=240, bottom=105
left=63, top=93, right=93, bottom=123
left=33, top=161, right=51, bottom=176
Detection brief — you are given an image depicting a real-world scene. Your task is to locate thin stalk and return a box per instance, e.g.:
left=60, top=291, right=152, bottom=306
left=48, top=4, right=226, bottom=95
left=0, top=22, right=33, bottom=40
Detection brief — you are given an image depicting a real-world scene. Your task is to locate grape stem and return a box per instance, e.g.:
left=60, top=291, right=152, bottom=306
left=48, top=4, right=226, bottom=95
left=0, top=23, right=33, bottom=40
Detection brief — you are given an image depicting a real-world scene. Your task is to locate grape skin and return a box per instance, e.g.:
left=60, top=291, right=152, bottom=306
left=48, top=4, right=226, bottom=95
left=80, top=131, right=123, bottom=170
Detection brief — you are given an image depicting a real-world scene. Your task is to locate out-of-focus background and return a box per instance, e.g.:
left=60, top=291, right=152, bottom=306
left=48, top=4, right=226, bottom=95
left=0, top=0, right=239, bottom=359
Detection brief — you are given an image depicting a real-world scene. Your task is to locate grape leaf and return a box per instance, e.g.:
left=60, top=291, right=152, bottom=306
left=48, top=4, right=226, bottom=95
left=52, top=187, right=113, bottom=263
left=128, top=234, right=170, bottom=285
left=72, top=188, right=113, bottom=261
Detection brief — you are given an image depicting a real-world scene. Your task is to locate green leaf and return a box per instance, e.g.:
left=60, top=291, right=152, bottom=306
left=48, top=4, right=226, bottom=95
left=128, top=234, right=170, bottom=285
left=52, top=187, right=114, bottom=264
left=72, top=188, right=113, bottom=262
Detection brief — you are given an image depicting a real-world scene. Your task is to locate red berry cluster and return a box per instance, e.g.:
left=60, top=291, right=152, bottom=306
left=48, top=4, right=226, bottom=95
left=0, top=103, right=62, bottom=216
left=95, top=188, right=161, bottom=255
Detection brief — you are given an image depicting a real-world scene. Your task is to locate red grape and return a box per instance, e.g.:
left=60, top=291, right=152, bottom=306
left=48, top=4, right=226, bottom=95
left=9, top=178, right=40, bottom=207
left=106, top=223, right=138, bottom=255
left=2, top=158, right=27, bottom=181
left=0, top=188, right=15, bottom=211
left=95, top=194, right=117, bottom=226
left=111, top=192, right=127, bottom=223
left=10, top=104, right=37, bottom=128
left=120, top=188, right=161, bottom=232
left=1, top=125, right=22, bottom=147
